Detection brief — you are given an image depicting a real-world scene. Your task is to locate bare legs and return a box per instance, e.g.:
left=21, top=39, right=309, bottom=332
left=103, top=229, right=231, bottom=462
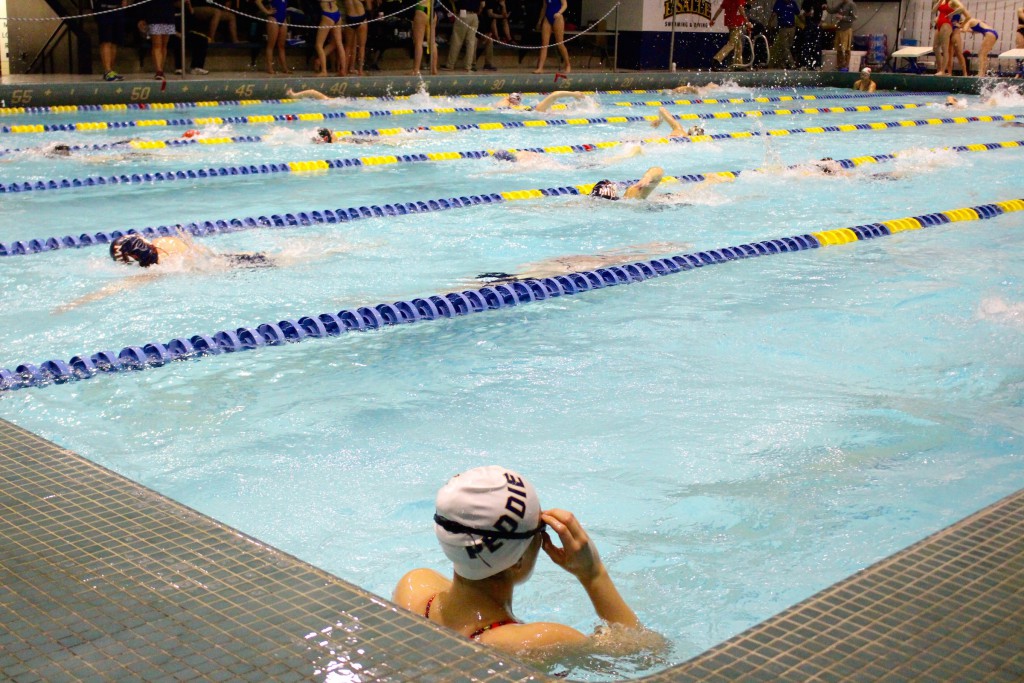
left=934, top=23, right=951, bottom=75
left=151, top=33, right=168, bottom=75
left=534, top=14, right=570, bottom=74
left=977, top=32, right=996, bottom=76
left=411, top=9, right=438, bottom=75
left=265, top=19, right=288, bottom=74
left=344, top=20, right=367, bottom=75
left=315, top=19, right=346, bottom=76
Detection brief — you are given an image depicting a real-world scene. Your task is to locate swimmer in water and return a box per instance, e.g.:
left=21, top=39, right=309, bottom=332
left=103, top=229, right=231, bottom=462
left=472, top=241, right=691, bottom=286
left=54, top=232, right=274, bottom=313
left=490, top=143, right=643, bottom=168
left=496, top=90, right=587, bottom=112
left=312, top=126, right=386, bottom=145
left=589, top=166, right=665, bottom=201
left=944, top=95, right=967, bottom=109
left=666, top=82, right=721, bottom=95
left=853, top=67, right=877, bottom=92
left=393, top=466, right=657, bottom=658
left=650, top=107, right=693, bottom=138
left=286, top=87, right=332, bottom=100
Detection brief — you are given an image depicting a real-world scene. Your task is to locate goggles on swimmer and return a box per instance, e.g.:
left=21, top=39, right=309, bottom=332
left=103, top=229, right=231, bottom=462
left=507, top=92, right=522, bottom=106
left=110, top=234, right=159, bottom=267
left=491, top=150, right=517, bottom=162
left=316, top=127, right=332, bottom=143
left=434, top=514, right=546, bottom=540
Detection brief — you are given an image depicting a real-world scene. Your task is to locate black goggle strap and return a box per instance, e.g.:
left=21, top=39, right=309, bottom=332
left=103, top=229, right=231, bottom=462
left=434, top=514, right=544, bottom=540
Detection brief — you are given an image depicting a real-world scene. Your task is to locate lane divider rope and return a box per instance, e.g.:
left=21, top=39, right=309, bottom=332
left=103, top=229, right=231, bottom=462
left=0, top=101, right=930, bottom=136
left=3, top=136, right=1022, bottom=257
left=0, top=90, right=941, bottom=118
left=2, top=112, right=1021, bottom=198
left=3, top=197, right=1021, bottom=392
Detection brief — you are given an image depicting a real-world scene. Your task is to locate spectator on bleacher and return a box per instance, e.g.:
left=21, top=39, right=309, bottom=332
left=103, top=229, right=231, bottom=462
left=768, top=0, right=799, bottom=68
left=344, top=0, right=370, bottom=75
left=961, top=16, right=999, bottom=76
left=534, top=0, right=571, bottom=73
left=1017, top=7, right=1024, bottom=49
left=94, top=0, right=127, bottom=80
left=206, top=0, right=241, bottom=42
left=313, top=0, right=347, bottom=75
left=827, top=0, right=856, bottom=71
left=444, top=0, right=482, bottom=72
left=254, top=0, right=290, bottom=73
left=411, top=0, right=440, bottom=75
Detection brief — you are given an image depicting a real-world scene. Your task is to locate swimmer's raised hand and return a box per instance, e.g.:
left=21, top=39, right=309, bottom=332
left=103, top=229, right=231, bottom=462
left=541, top=508, right=640, bottom=629
left=541, top=508, right=602, bottom=581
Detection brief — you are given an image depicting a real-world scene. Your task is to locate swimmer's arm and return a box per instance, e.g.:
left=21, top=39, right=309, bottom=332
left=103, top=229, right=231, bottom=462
left=52, top=272, right=158, bottom=314
left=287, top=88, right=329, bottom=100
left=653, top=106, right=685, bottom=136
left=534, top=91, right=585, bottom=112
left=867, top=80, right=877, bottom=93
left=623, top=166, right=665, bottom=200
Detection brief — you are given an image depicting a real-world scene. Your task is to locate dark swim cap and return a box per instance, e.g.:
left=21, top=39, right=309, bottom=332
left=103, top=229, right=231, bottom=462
left=590, top=179, right=619, bottom=200
left=110, top=234, right=159, bottom=267
left=492, top=150, right=517, bottom=162
left=316, top=127, right=332, bottom=142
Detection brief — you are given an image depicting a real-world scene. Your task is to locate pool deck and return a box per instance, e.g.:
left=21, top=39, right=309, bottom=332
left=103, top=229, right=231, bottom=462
left=2, top=69, right=1023, bottom=681
left=2, top=414, right=1022, bottom=682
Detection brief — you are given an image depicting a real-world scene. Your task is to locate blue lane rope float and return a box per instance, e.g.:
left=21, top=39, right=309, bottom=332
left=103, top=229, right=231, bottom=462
left=4, top=111, right=1017, bottom=200
left=2, top=138, right=1022, bottom=257
left=0, top=89, right=940, bottom=118
left=613, top=92, right=943, bottom=108
left=0, top=134, right=264, bottom=157
left=3, top=197, right=1022, bottom=392
left=0, top=101, right=931, bottom=136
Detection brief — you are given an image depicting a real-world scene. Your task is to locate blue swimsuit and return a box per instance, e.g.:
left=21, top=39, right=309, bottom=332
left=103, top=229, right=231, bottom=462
left=544, top=0, right=561, bottom=24
left=970, top=23, right=998, bottom=39
left=271, top=0, right=287, bottom=23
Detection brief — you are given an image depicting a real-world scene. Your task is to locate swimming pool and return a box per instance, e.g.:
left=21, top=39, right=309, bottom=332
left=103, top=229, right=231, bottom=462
left=1, top=82, right=1023, bottom=679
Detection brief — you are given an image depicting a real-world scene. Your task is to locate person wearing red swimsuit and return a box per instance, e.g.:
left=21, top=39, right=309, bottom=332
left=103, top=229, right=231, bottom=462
left=933, top=0, right=966, bottom=75
left=392, top=466, right=645, bottom=656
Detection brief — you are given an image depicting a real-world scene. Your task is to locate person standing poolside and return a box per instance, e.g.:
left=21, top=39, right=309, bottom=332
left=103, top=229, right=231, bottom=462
left=344, top=0, right=369, bottom=75
left=853, top=66, right=876, bottom=91
left=534, top=0, right=571, bottom=74
left=411, top=0, right=440, bottom=75
left=393, top=466, right=644, bottom=657
left=709, top=0, right=748, bottom=70
left=255, top=0, right=290, bottom=74
left=94, top=0, right=127, bottom=80
left=827, top=0, right=856, bottom=71
left=1017, top=6, right=1024, bottom=49
left=769, top=0, right=799, bottom=69
left=444, top=0, right=482, bottom=72
left=144, top=0, right=179, bottom=79
left=931, top=0, right=965, bottom=76
left=313, top=0, right=346, bottom=76
left=962, top=16, right=999, bottom=76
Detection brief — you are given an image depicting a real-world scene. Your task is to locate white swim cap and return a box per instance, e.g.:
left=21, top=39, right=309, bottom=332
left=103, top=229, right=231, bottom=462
left=434, top=466, right=542, bottom=580
left=861, top=67, right=871, bottom=74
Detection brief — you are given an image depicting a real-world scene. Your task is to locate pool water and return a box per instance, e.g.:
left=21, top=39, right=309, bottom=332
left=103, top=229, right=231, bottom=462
left=1, top=83, right=1023, bottom=679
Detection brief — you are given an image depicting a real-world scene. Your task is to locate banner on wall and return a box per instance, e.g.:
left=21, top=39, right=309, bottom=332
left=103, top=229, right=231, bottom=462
left=645, top=0, right=724, bottom=33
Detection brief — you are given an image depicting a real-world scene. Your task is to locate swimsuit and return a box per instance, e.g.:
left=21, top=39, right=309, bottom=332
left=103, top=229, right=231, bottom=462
left=322, top=9, right=341, bottom=22
left=970, top=23, right=998, bottom=39
left=348, top=12, right=366, bottom=21
left=544, top=0, right=561, bottom=24
left=935, top=1, right=953, bottom=30
left=423, top=595, right=519, bottom=639
left=271, top=0, right=288, bottom=24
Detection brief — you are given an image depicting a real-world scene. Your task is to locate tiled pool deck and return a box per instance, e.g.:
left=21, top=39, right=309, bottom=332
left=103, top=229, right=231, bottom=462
left=2, top=415, right=1021, bottom=682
